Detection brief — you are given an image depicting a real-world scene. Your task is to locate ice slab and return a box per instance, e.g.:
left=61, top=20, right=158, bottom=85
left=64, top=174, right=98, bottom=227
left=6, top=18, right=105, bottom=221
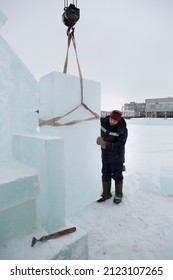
left=39, top=72, right=101, bottom=216
left=39, top=72, right=100, bottom=121
left=139, top=167, right=173, bottom=196
left=0, top=161, right=39, bottom=242
left=0, top=161, right=39, bottom=209
left=0, top=200, right=37, bottom=243
left=139, top=176, right=159, bottom=194
left=13, top=134, right=66, bottom=233
left=160, top=166, right=173, bottom=195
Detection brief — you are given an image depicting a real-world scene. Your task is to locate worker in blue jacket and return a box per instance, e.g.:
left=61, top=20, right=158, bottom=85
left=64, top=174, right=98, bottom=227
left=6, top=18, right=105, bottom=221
left=96, top=110, right=128, bottom=204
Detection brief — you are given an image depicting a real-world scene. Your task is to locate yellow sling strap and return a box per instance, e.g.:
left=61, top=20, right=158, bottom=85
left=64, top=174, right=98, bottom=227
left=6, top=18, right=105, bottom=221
left=39, top=31, right=100, bottom=127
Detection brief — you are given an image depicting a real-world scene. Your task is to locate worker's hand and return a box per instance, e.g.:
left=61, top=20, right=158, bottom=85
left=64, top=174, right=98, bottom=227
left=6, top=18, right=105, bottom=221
left=96, top=137, right=107, bottom=149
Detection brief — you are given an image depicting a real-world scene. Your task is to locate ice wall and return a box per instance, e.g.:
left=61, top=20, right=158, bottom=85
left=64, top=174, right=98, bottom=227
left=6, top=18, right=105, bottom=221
left=0, top=11, right=11, bottom=161
left=39, top=72, right=101, bottom=216
left=0, top=10, right=39, bottom=162
left=0, top=10, right=90, bottom=258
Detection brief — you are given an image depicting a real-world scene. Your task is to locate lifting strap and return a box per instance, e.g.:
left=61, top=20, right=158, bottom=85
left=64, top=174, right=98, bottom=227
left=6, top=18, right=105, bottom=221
left=39, top=31, right=100, bottom=127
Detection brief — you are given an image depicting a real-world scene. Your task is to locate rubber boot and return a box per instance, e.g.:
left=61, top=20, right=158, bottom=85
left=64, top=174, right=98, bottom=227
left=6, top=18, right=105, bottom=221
left=113, top=181, right=123, bottom=204
left=97, top=178, right=112, bottom=202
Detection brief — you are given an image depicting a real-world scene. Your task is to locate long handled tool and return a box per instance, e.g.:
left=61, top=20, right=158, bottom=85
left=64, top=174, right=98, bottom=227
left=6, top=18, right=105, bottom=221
left=31, top=226, right=76, bottom=247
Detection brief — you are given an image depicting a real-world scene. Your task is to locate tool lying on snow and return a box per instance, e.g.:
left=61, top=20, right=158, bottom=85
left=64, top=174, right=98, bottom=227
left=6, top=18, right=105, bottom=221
left=31, top=226, right=76, bottom=247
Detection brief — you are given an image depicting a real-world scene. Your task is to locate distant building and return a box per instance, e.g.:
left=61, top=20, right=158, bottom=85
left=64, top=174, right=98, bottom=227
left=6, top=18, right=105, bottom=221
left=101, top=111, right=111, bottom=118
left=145, top=97, right=173, bottom=118
left=102, top=97, right=173, bottom=119
left=123, top=102, right=145, bottom=118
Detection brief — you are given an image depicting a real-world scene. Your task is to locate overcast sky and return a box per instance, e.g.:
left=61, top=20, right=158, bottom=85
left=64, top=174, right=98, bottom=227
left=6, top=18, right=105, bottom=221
left=1, top=0, right=173, bottom=110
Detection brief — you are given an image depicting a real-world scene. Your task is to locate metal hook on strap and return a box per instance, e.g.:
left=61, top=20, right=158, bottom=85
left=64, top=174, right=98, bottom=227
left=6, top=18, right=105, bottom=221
left=67, top=26, right=75, bottom=36
left=62, top=2, right=80, bottom=35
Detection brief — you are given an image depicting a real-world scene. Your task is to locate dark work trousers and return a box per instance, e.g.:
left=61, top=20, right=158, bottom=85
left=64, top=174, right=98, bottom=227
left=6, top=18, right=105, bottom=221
left=101, top=148, right=124, bottom=182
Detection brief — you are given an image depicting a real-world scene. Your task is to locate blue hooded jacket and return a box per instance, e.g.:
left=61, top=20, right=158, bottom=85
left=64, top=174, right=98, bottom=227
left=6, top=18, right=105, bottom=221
left=101, top=115, right=128, bottom=162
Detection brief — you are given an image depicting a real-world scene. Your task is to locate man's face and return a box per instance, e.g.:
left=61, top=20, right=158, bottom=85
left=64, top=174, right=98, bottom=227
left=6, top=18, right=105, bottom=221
left=109, top=117, right=118, bottom=126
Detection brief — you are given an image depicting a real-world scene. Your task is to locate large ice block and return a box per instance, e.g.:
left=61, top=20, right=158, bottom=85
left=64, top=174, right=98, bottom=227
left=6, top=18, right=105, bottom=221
left=13, top=134, right=66, bottom=233
left=160, top=166, right=173, bottom=195
left=0, top=161, right=39, bottom=242
left=39, top=72, right=101, bottom=216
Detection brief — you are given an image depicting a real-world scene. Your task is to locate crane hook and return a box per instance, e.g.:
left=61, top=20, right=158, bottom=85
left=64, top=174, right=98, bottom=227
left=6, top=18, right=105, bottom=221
left=62, top=1, right=80, bottom=35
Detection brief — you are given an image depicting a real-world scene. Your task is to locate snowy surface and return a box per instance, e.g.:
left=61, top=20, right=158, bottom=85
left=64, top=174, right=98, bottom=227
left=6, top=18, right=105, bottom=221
left=0, top=221, right=88, bottom=260
left=70, top=118, right=173, bottom=260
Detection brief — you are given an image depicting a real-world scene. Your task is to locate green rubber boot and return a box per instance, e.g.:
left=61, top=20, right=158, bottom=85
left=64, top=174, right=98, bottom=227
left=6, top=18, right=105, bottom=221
left=113, top=181, right=123, bottom=204
left=97, top=178, right=112, bottom=202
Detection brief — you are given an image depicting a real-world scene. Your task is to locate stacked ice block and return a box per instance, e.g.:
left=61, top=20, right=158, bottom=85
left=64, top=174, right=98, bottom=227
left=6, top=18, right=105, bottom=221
left=39, top=72, right=101, bottom=216
left=0, top=161, right=39, bottom=242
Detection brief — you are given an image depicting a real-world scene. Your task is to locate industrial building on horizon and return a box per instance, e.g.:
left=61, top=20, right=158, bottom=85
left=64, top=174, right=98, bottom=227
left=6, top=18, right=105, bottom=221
left=102, top=97, right=173, bottom=119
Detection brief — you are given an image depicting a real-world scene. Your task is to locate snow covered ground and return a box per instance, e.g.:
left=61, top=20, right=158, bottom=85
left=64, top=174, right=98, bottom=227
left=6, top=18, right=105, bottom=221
left=70, top=118, right=173, bottom=260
